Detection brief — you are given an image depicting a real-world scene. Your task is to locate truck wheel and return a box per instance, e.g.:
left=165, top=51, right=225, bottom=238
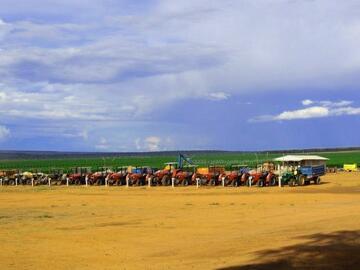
left=314, top=177, right=321, bottom=185
left=298, top=175, right=306, bottom=186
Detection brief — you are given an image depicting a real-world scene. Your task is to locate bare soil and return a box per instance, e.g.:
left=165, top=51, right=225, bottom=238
left=0, top=172, right=359, bottom=269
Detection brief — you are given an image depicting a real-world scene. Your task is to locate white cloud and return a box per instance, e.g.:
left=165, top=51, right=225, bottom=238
left=319, top=100, right=353, bottom=107
left=302, top=99, right=353, bottom=107
left=275, top=106, right=329, bottom=121
left=206, top=91, right=230, bottom=101
left=332, top=106, right=360, bottom=116
left=0, top=125, right=10, bottom=140
left=252, top=100, right=360, bottom=122
left=145, top=136, right=161, bottom=151
left=302, top=99, right=314, bottom=106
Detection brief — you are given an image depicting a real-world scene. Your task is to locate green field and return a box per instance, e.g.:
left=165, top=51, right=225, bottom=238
left=0, top=151, right=358, bottom=172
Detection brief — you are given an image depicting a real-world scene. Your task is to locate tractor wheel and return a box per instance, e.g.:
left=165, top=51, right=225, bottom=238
left=8, top=179, right=15, bottom=186
left=232, top=179, right=239, bottom=187
left=209, top=178, right=216, bottom=186
left=288, top=178, right=296, bottom=187
left=314, top=177, right=321, bottom=185
left=257, top=179, right=265, bottom=187
left=182, top=179, right=189, bottom=186
left=298, top=175, right=306, bottom=186
left=269, top=176, right=277, bottom=186
left=162, top=175, right=170, bottom=186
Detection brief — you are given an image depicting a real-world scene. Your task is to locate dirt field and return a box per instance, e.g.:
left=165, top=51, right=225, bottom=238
left=0, top=172, right=359, bottom=269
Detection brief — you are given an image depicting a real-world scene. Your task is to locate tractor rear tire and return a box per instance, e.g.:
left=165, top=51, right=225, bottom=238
left=269, top=176, right=277, bottom=186
left=314, top=177, right=321, bottom=185
left=232, top=179, right=239, bottom=187
left=8, top=179, right=15, bottom=186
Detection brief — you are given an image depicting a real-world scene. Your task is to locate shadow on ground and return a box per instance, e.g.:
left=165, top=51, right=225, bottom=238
left=218, top=230, right=360, bottom=270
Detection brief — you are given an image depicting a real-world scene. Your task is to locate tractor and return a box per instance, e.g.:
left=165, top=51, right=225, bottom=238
left=106, top=167, right=128, bottom=186
left=192, top=166, right=225, bottom=186
left=68, top=167, right=91, bottom=185
left=243, top=162, right=278, bottom=187
left=0, top=170, right=20, bottom=185
left=172, top=164, right=196, bottom=186
left=148, top=154, right=195, bottom=186
left=126, top=166, right=152, bottom=186
left=48, top=169, right=67, bottom=185
left=218, top=165, right=249, bottom=186
left=88, top=167, right=112, bottom=185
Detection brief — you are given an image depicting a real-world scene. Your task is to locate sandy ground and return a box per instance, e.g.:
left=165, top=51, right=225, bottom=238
left=0, top=172, right=359, bottom=270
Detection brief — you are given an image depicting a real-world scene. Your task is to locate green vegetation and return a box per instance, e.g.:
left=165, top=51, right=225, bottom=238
left=0, top=151, right=358, bottom=172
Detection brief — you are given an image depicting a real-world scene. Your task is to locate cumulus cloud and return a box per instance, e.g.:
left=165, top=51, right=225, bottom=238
left=134, top=136, right=175, bottom=151
left=145, top=136, right=161, bottom=151
left=275, top=106, right=330, bottom=120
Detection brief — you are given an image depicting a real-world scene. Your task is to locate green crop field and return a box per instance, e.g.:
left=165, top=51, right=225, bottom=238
left=0, top=151, right=358, bottom=172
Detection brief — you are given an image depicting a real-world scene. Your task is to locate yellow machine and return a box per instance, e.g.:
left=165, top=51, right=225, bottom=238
left=343, top=164, right=358, bottom=172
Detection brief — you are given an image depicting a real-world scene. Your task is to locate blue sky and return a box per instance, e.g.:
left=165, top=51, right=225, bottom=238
left=0, top=0, right=359, bottom=152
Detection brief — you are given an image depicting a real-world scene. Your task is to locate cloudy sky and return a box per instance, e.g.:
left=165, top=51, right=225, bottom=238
left=0, top=0, right=359, bottom=152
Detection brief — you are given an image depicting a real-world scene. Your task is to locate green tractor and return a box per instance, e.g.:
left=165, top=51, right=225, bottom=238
left=278, top=165, right=325, bottom=186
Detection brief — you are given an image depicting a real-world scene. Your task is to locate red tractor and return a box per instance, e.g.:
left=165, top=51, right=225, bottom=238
left=247, top=162, right=278, bottom=187
left=106, top=167, right=128, bottom=186
left=148, top=163, right=174, bottom=186
left=147, top=154, right=196, bottom=186
left=88, top=171, right=107, bottom=185
left=126, top=167, right=152, bottom=186
left=192, top=166, right=225, bottom=186
left=172, top=165, right=196, bottom=186
left=218, top=165, right=249, bottom=186
left=67, top=167, right=91, bottom=185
